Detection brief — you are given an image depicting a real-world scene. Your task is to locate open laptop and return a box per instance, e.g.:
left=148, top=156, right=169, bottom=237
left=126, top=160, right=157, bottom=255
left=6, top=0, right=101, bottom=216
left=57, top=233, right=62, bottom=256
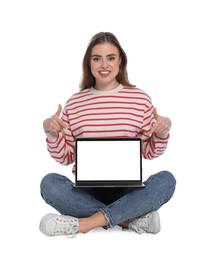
left=75, top=137, right=145, bottom=187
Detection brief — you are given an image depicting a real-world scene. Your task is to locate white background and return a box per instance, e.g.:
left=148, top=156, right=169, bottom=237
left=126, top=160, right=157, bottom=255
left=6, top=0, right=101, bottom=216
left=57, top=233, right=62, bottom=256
left=0, top=0, right=211, bottom=259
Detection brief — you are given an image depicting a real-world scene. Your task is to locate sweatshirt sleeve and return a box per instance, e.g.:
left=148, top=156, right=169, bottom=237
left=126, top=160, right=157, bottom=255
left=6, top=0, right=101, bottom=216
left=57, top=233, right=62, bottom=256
left=45, top=105, right=75, bottom=165
left=138, top=99, right=170, bottom=160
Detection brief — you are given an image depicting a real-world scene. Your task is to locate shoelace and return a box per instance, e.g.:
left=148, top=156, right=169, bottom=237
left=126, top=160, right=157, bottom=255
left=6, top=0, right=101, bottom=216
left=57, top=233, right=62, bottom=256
left=54, top=216, right=79, bottom=238
left=67, top=224, right=78, bottom=239
left=137, top=215, right=151, bottom=229
left=129, top=222, right=146, bottom=234
left=129, top=215, right=151, bottom=234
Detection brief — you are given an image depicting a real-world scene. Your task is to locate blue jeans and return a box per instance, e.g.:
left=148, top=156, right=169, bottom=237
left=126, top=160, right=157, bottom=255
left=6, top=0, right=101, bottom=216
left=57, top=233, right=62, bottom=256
left=40, top=171, right=176, bottom=227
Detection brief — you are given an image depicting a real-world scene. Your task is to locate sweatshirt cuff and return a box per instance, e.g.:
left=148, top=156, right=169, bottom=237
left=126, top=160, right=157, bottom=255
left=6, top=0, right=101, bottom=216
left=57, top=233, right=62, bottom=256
left=153, top=132, right=170, bottom=140
left=45, top=132, right=59, bottom=143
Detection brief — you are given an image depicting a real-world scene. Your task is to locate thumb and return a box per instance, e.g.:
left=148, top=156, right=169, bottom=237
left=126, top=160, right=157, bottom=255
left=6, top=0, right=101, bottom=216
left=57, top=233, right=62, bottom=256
left=153, top=107, right=158, bottom=120
left=55, top=104, right=62, bottom=117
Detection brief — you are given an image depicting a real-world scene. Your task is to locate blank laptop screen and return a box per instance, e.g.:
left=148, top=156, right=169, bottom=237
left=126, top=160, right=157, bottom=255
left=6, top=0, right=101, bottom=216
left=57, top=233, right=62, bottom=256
left=76, top=138, right=141, bottom=181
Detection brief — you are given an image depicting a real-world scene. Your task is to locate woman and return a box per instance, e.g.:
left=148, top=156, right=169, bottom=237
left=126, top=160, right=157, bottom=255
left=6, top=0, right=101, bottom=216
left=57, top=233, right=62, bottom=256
left=40, top=32, right=176, bottom=237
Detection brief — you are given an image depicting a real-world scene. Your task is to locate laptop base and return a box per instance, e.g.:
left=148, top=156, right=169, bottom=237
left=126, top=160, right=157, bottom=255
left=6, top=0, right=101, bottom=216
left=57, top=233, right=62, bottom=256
left=74, top=183, right=145, bottom=188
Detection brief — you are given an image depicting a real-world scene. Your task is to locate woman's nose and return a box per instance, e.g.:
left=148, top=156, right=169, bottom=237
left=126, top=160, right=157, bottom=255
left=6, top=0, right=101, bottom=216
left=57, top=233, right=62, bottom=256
left=100, top=58, right=108, bottom=68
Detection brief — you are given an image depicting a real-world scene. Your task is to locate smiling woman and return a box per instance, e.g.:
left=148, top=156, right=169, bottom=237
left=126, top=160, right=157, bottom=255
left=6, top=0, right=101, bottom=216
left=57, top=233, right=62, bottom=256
left=40, top=31, right=176, bottom=238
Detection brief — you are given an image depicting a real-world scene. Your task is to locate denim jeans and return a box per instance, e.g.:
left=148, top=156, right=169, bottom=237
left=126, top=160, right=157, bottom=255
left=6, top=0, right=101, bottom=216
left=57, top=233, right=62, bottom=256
left=40, top=171, right=176, bottom=227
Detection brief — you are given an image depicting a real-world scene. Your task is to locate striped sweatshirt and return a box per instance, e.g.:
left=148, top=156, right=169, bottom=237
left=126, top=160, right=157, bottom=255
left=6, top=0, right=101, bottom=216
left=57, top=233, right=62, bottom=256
left=46, top=85, right=169, bottom=172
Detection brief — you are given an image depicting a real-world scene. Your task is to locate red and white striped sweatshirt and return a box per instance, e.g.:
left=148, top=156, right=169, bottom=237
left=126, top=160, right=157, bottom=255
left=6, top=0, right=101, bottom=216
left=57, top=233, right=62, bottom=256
left=46, top=85, right=169, bottom=172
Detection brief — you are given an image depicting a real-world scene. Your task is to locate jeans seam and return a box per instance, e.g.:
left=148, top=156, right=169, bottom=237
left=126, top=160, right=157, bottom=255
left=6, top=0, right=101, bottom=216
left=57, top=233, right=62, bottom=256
left=100, top=208, right=115, bottom=228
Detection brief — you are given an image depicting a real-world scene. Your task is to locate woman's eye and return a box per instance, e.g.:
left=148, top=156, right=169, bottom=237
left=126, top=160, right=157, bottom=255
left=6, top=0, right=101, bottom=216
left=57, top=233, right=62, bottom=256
left=108, top=57, right=115, bottom=61
left=93, top=57, right=100, bottom=62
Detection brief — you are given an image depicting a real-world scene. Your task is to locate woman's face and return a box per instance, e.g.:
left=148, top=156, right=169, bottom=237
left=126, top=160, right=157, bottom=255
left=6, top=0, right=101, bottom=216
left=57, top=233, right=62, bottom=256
left=90, top=42, right=121, bottom=90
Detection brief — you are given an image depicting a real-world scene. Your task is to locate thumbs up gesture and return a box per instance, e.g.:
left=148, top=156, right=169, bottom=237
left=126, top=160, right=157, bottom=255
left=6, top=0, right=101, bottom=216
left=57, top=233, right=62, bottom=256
left=43, top=104, right=68, bottom=137
left=148, top=108, right=172, bottom=137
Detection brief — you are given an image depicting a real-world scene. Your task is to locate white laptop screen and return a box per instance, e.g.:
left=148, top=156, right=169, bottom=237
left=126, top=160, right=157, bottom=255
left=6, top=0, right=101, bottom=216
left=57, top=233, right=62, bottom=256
left=76, top=138, right=141, bottom=181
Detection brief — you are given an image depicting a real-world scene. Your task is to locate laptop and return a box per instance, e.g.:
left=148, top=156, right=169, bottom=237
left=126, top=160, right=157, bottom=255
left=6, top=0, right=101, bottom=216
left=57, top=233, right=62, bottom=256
left=75, top=137, right=145, bottom=187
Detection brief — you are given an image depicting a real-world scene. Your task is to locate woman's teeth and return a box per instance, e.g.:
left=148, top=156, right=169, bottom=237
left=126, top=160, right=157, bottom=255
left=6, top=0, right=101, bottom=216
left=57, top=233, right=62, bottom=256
left=99, top=71, right=110, bottom=75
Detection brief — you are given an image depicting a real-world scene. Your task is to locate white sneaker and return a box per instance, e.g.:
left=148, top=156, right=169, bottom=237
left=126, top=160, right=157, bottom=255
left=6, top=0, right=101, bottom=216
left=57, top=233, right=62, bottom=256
left=39, top=213, right=79, bottom=237
left=129, top=211, right=161, bottom=234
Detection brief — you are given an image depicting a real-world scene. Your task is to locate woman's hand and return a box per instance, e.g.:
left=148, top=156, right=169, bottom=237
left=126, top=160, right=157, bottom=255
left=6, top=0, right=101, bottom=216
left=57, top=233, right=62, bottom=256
left=149, top=108, right=172, bottom=137
left=43, top=104, right=67, bottom=137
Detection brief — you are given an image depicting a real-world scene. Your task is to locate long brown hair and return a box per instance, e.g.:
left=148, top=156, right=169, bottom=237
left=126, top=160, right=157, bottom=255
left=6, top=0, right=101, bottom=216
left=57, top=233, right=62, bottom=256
left=80, top=32, right=135, bottom=90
